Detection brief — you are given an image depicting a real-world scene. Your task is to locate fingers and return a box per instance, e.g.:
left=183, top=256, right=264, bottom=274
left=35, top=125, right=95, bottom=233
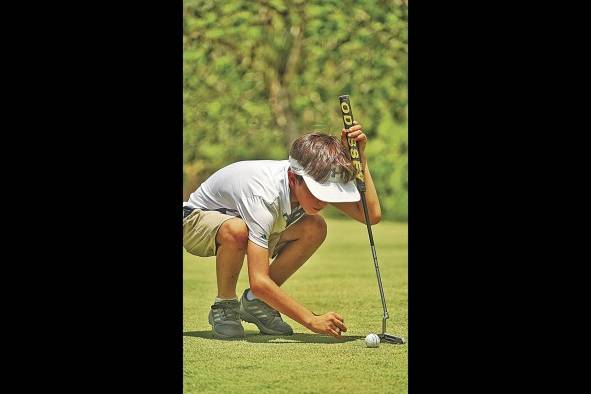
left=312, top=312, right=348, bottom=338
left=328, top=312, right=347, bottom=331
left=334, top=319, right=347, bottom=332
left=346, top=121, right=362, bottom=132
left=326, top=312, right=347, bottom=334
left=341, top=123, right=362, bottom=133
left=328, top=328, right=343, bottom=339
left=348, top=125, right=363, bottom=133
left=341, top=121, right=366, bottom=144
left=328, top=323, right=346, bottom=338
left=342, top=129, right=366, bottom=144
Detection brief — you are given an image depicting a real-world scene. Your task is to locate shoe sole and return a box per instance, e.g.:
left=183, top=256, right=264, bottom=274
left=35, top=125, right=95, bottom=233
left=240, top=308, right=293, bottom=336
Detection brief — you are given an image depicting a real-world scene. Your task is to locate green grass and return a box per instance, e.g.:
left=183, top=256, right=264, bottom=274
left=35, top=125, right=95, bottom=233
left=184, top=218, right=408, bottom=393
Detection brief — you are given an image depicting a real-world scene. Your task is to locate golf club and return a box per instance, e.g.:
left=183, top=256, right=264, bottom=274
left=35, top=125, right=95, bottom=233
left=338, top=95, right=405, bottom=345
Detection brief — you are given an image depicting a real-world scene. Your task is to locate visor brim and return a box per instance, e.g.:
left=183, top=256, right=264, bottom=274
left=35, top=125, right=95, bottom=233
left=302, top=175, right=361, bottom=203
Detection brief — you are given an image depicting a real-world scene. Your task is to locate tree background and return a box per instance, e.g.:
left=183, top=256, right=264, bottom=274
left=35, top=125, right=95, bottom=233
left=184, top=0, right=408, bottom=220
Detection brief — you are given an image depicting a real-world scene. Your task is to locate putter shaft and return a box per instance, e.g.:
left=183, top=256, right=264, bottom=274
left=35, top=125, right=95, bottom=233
left=339, top=95, right=404, bottom=345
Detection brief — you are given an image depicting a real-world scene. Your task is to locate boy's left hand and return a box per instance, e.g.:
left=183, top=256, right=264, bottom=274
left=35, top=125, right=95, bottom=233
left=341, top=121, right=367, bottom=157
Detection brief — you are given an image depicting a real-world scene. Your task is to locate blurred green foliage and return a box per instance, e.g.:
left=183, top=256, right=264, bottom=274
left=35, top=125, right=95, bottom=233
left=184, top=0, right=407, bottom=220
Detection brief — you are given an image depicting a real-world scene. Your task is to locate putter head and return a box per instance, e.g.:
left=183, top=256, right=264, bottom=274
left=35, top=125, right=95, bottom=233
left=380, top=333, right=405, bottom=344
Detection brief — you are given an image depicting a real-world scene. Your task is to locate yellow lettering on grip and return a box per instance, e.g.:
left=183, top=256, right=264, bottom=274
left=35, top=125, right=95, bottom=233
left=354, top=161, right=364, bottom=181
left=342, top=99, right=364, bottom=182
left=341, top=102, right=353, bottom=126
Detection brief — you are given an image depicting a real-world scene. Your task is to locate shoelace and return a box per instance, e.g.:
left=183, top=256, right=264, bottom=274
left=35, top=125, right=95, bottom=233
left=212, top=301, right=240, bottom=320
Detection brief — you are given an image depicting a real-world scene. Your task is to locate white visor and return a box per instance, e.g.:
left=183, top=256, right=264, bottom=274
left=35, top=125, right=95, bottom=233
left=289, top=156, right=360, bottom=203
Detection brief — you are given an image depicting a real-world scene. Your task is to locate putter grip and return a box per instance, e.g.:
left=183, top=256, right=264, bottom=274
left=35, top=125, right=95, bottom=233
left=338, top=95, right=365, bottom=192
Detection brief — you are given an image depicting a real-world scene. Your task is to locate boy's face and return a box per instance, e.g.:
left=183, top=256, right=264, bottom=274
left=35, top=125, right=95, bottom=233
left=289, top=171, right=328, bottom=214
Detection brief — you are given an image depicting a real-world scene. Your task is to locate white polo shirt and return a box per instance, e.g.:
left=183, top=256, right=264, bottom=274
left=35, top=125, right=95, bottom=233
left=185, top=160, right=306, bottom=249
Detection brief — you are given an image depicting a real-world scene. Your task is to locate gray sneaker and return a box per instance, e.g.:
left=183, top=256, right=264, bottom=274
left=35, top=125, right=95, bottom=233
left=208, top=299, right=245, bottom=339
left=239, top=289, right=293, bottom=335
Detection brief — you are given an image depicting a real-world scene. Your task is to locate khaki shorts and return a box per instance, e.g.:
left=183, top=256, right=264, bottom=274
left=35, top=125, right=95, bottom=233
left=183, top=209, right=287, bottom=258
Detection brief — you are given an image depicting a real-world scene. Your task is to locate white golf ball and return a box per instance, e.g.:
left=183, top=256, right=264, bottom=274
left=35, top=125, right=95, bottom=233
left=365, top=333, right=380, bottom=348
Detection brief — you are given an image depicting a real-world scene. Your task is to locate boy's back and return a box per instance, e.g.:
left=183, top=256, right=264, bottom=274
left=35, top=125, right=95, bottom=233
left=186, top=160, right=303, bottom=249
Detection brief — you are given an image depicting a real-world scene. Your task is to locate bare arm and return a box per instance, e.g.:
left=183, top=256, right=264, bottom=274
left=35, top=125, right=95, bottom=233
left=246, top=240, right=347, bottom=338
left=331, top=123, right=382, bottom=225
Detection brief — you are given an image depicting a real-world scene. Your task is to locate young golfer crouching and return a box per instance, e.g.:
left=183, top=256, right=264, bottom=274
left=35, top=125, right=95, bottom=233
left=183, top=122, right=381, bottom=339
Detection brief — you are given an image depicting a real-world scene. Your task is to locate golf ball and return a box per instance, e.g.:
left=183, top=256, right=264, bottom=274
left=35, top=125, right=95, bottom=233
left=365, top=333, right=380, bottom=348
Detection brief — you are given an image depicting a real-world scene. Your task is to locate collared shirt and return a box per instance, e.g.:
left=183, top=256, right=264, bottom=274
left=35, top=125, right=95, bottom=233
left=185, top=160, right=305, bottom=249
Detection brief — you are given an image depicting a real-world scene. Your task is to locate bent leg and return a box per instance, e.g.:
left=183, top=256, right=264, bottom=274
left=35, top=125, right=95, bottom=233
left=215, top=218, right=248, bottom=299
left=268, top=215, right=327, bottom=287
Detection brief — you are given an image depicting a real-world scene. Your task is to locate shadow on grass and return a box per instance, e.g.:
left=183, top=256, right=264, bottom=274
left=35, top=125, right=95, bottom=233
left=183, top=330, right=363, bottom=344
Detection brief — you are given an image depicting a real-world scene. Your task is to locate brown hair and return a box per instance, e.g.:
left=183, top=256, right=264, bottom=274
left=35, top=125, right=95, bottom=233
left=289, top=133, right=356, bottom=183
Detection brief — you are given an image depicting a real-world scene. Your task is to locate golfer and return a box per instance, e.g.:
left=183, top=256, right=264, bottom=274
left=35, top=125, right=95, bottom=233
left=183, top=122, right=381, bottom=339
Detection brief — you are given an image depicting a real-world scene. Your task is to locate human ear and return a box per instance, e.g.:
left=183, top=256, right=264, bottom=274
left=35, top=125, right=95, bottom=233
left=287, top=170, right=296, bottom=187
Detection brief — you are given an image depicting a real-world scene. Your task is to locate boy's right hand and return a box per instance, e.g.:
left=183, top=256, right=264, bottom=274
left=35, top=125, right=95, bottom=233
left=309, top=312, right=348, bottom=338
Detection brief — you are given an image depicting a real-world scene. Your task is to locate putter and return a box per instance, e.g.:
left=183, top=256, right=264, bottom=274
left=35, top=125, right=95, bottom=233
left=338, top=95, right=405, bottom=345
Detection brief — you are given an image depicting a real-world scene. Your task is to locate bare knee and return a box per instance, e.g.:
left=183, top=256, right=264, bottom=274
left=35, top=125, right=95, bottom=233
left=302, top=215, right=327, bottom=244
left=217, top=219, right=249, bottom=251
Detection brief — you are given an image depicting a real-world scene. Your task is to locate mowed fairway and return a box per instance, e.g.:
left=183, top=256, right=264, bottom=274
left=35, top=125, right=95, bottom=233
left=183, top=218, right=408, bottom=393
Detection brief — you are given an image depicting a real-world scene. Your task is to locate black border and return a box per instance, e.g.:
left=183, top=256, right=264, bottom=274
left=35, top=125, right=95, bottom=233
left=11, top=2, right=184, bottom=390
left=407, top=1, right=574, bottom=390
